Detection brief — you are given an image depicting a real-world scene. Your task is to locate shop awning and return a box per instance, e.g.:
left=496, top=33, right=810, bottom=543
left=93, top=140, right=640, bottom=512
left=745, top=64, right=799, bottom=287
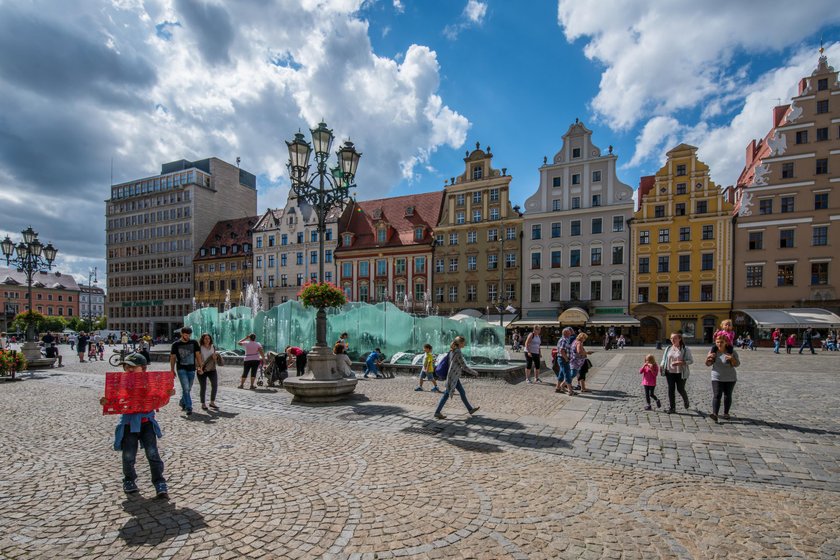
left=586, top=314, right=641, bottom=327
left=735, top=308, right=840, bottom=329
left=558, top=307, right=589, bottom=325
left=509, top=319, right=555, bottom=327
left=481, top=314, right=518, bottom=328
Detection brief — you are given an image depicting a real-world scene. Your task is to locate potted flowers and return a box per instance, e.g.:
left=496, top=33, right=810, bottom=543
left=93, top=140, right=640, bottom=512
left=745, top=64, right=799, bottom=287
left=297, top=282, right=347, bottom=309
left=0, top=349, right=26, bottom=379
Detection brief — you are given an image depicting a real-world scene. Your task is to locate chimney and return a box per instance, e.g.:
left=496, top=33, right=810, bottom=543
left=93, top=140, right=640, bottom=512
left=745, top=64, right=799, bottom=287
left=772, top=105, right=789, bottom=127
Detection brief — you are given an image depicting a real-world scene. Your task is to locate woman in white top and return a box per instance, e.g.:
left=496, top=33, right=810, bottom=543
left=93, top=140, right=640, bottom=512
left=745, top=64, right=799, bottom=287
left=198, top=333, right=221, bottom=410
left=523, top=326, right=543, bottom=384
left=334, top=343, right=354, bottom=378
left=238, top=333, right=265, bottom=390
left=660, top=332, right=694, bottom=414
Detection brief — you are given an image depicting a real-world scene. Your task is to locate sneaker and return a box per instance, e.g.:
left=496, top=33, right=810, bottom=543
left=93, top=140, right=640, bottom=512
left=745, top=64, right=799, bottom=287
left=468, top=406, right=480, bottom=415
left=123, top=480, right=139, bottom=494
left=209, top=403, right=219, bottom=410
left=534, top=378, right=542, bottom=384
left=155, top=482, right=169, bottom=500
left=434, top=413, right=446, bottom=419
left=186, top=409, right=192, bottom=416
left=431, top=387, right=441, bottom=393
left=526, top=378, right=533, bottom=384
left=709, top=413, right=719, bottom=423
left=684, top=400, right=690, bottom=410
left=644, top=405, right=652, bottom=411
left=721, top=413, right=731, bottom=420
left=655, top=399, right=662, bottom=409
left=363, top=374, right=369, bottom=378
left=375, top=374, right=384, bottom=379
left=414, top=387, right=423, bottom=392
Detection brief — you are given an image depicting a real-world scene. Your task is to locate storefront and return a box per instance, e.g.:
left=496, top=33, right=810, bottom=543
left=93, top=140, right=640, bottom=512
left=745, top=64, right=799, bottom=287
left=733, top=308, right=840, bottom=346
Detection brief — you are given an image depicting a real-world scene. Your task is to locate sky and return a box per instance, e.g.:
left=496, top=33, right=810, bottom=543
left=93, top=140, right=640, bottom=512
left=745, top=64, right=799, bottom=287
left=1, top=0, right=839, bottom=291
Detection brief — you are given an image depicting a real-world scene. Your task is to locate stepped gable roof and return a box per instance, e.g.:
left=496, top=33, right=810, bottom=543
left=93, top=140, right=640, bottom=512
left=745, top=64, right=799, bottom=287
left=665, top=143, right=697, bottom=156
left=253, top=208, right=284, bottom=231
left=195, top=216, right=258, bottom=261
left=637, top=176, right=655, bottom=211
left=336, top=191, right=444, bottom=252
left=0, top=267, right=80, bottom=290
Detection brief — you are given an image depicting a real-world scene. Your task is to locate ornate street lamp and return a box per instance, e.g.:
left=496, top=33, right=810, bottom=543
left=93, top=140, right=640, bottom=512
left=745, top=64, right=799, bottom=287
left=283, top=122, right=361, bottom=401
left=2, top=227, right=59, bottom=366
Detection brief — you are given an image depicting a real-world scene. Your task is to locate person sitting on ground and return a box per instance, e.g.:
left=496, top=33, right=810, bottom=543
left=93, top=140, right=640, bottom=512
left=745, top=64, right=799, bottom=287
left=334, top=343, right=354, bottom=379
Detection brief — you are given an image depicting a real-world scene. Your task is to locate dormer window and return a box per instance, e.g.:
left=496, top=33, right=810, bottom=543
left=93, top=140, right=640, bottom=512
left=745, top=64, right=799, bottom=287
left=243, top=243, right=251, bottom=252
left=377, top=227, right=387, bottom=243
left=343, top=233, right=353, bottom=246
left=221, top=246, right=228, bottom=255
left=210, top=247, right=217, bottom=255
left=572, top=148, right=581, bottom=158
left=414, top=227, right=424, bottom=241
left=199, top=248, right=207, bottom=257
left=472, top=166, right=483, bottom=180
left=232, top=244, right=239, bottom=253
left=405, top=206, right=415, bottom=217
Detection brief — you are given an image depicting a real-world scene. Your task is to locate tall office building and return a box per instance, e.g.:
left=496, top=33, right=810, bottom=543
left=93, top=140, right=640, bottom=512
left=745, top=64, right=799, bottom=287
left=106, top=158, right=257, bottom=337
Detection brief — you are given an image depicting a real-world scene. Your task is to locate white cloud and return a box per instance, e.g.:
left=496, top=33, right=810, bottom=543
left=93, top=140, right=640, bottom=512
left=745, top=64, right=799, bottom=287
left=464, top=0, right=487, bottom=24
left=393, top=0, right=404, bottom=14
left=444, top=0, right=488, bottom=40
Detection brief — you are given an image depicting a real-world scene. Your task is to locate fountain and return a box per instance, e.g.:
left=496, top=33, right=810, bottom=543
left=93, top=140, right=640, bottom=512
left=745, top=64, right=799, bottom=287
left=223, top=289, right=231, bottom=312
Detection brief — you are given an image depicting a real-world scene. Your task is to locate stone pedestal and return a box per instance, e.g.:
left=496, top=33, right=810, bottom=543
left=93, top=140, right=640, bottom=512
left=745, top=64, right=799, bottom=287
left=283, top=344, right=357, bottom=403
left=20, top=341, right=56, bottom=370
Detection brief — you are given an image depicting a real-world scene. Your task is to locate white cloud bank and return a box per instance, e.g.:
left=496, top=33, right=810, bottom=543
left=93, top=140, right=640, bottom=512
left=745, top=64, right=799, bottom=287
left=558, top=0, right=840, bottom=185
left=444, top=0, right=488, bottom=40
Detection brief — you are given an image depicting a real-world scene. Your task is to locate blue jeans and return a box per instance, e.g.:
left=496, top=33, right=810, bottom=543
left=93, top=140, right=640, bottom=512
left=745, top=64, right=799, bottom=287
left=121, top=421, right=165, bottom=485
left=557, top=360, right=573, bottom=385
left=773, top=339, right=780, bottom=353
left=177, top=368, right=195, bottom=411
left=434, top=379, right=473, bottom=415
left=799, top=340, right=815, bottom=354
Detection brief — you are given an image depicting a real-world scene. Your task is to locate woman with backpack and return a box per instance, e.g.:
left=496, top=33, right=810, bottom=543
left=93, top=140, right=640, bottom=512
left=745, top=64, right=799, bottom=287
left=433, top=336, right=480, bottom=420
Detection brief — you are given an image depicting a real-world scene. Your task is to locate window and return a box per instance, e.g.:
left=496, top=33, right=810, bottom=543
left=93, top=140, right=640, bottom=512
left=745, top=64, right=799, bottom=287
left=551, top=250, right=562, bottom=268
left=280, top=254, right=287, bottom=267
left=678, top=285, right=690, bottom=302
left=612, top=246, right=623, bottom=265
left=569, top=281, right=580, bottom=300
left=505, top=253, right=517, bottom=268
left=530, top=283, right=541, bottom=303
left=675, top=203, right=686, bottom=216
left=779, top=229, right=795, bottom=248
left=325, top=228, right=332, bottom=241
left=359, top=284, right=369, bottom=302
left=676, top=164, right=686, bottom=176
left=695, top=200, right=708, bottom=214
left=343, top=233, right=353, bottom=246
left=697, top=284, right=712, bottom=302
left=678, top=254, right=691, bottom=272
left=701, top=253, right=713, bottom=271
left=611, top=279, right=623, bottom=301
left=551, top=222, right=561, bottom=238
left=377, top=228, right=387, bottom=243
left=435, top=234, right=444, bottom=246
left=700, top=224, right=713, bottom=240
left=448, top=286, right=458, bottom=302
left=813, top=226, right=828, bottom=246
left=488, top=254, right=498, bottom=270
left=310, top=251, right=317, bottom=264
left=472, top=191, right=481, bottom=204
left=818, top=78, right=828, bottom=91
left=256, top=256, right=263, bottom=268
left=657, top=255, right=669, bottom=273
left=551, top=282, right=562, bottom=302
left=467, top=284, right=477, bottom=302
left=552, top=199, right=562, bottom=211
left=449, top=233, right=458, bottom=245
left=359, top=261, right=369, bottom=276
left=748, top=231, right=763, bottom=250
left=639, top=230, right=650, bottom=244
left=435, top=287, right=444, bottom=302
left=679, top=227, right=691, bottom=241
left=490, top=207, right=500, bottom=220
left=592, top=194, right=601, bottom=207
left=472, top=166, right=483, bottom=180
left=759, top=199, right=772, bottom=215
left=449, top=258, right=458, bottom=272
left=590, top=247, right=602, bottom=266
left=467, top=255, right=477, bottom=271
left=746, top=265, right=763, bottom=287
left=815, top=193, right=828, bottom=210
left=415, top=227, right=424, bottom=241
left=268, top=255, right=276, bottom=267
left=489, top=188, right=499, bottom=201
left=342, top=263, right=352, bottom=277
left=414, top=282, right=425, bottom=302
left=571, top=196, right=581, bottom=208
left=552, top=177, right=562, bottom=188
left=638, top=286, right=649, bottom=303
left=782, top=163, right=794, bottom=179
left=571, top=220, right=581, bottom=236
left=777, top=264, right=795, bottom=286
left=296, top=252, right=303, bottom=265
left=658, top=228, right=670, bottom=243
left=657, top=285, right=669, bottom=302
left=488, top=228, right=498, bottom=242
left=816, top=99, right=829, bottom=114
left=654, top=205, right=665, bottom=218
left=456, top=211, right=465, bottom=224
left=592, top=170, right=602, bottom=183
left=435, top=258, right=444, bottom=273
left=256, top=237, right=263, bottom=248
left=531, top=224, right=542, bottom=240
left=612, top=216, right=624, bottom=232
left=415, top=257, right=426, bottom=273
left=811, top=262, right=829, bottom=285
left=781, top=196, right=795, bottom=213
left=467, top=230, right=477, bottom=244
left=456, top=194, right=465, bottom=206
left=488, top=283, right=498, bottom=301
left=472, top=209, right=482, bottom=223
left=506, top=227, right=516, bottom=240
left=676, top=183, right=687, bottom=195
left=280, top=274, right=288, bottom=287
left=572, top=147, right=581, bottom=158
left=591, top=218, right=602, bottom=234
left=395, top=258, right=406, bottom=275
left=795, top=130, right=808, bottom=144
left=570, top=249, right=581, bottom=267
left=531, top=252, right=541, bottom=269
left=297, top=232, right=304, bottom=244
left=816, top=159, right=828, bottom=174
left=817, top=127, right=829, bottom=142
left=638, top=257, right=650, bottom=274
left=590, top=280, right=601, bottom=301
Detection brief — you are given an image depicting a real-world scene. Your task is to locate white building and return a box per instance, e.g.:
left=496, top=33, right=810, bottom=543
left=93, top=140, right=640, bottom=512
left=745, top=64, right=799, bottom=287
left=79, top=285, right=105, bottom=323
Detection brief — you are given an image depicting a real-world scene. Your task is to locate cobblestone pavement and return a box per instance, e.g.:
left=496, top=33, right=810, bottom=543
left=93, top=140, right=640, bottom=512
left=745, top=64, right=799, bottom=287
left=1, top=344, right=839, bottom=559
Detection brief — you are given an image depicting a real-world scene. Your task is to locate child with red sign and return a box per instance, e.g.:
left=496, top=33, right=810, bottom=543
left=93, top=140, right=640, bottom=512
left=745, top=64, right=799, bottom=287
left=99, top=353, right=174, bottom=498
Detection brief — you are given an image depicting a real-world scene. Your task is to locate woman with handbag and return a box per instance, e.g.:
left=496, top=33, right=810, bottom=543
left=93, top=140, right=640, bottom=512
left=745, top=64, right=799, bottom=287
left=660, top=332, right=693, bottom=414
left=570, top=332, right=592, bottom=393
left=198, top=333, right=221, bottom=410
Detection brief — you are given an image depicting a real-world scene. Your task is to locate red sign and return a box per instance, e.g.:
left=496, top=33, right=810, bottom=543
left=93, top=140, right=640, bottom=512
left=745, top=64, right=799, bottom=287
left=102, top=370, right=175, bottom=415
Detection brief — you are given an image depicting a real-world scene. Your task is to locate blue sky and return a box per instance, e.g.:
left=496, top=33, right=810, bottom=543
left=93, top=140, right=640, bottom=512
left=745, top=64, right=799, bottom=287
left=0, top=0, right=839, bottom=287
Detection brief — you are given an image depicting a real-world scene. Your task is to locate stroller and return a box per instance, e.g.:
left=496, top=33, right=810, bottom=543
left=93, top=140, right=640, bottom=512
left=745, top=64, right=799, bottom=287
left=261, top=351, right=289, bottom=387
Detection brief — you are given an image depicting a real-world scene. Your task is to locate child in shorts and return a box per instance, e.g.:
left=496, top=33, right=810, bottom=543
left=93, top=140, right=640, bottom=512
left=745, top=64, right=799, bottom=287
left=639, top=354, right=661, bottom=410
left=415, top=344, right=441, bottom=392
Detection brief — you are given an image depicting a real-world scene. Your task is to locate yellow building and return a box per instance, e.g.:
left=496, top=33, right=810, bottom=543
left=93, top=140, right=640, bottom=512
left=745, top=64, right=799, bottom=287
left=193, top=216, right=258, bottom=311
left=630, top=144, right=734, bottom=344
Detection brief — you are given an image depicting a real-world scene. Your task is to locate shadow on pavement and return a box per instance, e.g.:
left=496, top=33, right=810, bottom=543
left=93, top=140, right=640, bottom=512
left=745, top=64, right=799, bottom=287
left=119, top=495, right=207, bottom=546
left=731, top=417, right=840, bottom=436
left=402, top=414, right=571, bottom=452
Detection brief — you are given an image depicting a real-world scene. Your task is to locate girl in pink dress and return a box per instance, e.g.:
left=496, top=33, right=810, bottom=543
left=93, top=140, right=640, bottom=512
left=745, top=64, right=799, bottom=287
left=639, top=354, right=661, bottom=411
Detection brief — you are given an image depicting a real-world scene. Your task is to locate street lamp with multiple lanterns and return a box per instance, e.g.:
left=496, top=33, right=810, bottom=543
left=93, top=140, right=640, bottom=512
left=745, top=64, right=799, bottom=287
left=1, top=227, right=58, bottom=346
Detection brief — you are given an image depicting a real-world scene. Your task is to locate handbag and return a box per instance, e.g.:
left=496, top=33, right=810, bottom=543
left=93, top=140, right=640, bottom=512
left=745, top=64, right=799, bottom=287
left=581, top=358, right=593, bottom=375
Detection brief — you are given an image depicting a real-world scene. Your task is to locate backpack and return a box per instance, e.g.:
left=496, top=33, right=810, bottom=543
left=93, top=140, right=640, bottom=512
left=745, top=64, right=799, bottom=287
left=434, top=352, right=451, bottom=380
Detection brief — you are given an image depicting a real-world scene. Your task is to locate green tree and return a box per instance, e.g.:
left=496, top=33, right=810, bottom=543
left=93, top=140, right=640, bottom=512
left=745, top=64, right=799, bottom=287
left=66, top=317, right=85, bottom=332
left=10, top=311, right=67, bottom=334
left=93, top=316, right=107, bottom=331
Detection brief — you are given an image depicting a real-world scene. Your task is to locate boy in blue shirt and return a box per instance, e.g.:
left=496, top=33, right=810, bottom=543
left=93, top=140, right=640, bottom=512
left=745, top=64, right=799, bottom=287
left=100, top=353, right=174, bottom=498
left=364, top=348, right=384, bottom=378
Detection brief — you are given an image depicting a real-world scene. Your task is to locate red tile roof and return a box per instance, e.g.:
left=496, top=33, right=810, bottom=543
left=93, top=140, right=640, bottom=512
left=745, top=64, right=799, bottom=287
left=195, top=216, right=259, bottom=261
left=335, top=191, right=444, bottom=253
left=637, top=176, right=655, bottom=211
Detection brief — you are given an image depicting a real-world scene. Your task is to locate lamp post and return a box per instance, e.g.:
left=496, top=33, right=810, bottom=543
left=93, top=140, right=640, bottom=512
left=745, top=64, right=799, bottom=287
left=2, top=227, right=58, bottom=365
left=283, top=122, right=361, bottom=400
left=86, top=267, right=98, bottom=332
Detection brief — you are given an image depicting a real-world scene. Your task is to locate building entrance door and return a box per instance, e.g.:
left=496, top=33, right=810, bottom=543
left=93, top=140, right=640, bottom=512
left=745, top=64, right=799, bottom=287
left=639, top=317, right=660, bottom=344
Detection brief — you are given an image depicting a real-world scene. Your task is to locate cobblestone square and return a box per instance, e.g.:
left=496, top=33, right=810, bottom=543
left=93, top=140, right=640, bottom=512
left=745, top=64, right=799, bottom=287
left=1, top=345, right=839, bottom=559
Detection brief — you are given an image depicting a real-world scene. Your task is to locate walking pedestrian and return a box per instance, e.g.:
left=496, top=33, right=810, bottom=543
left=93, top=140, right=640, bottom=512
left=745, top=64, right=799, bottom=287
left=554, top=327, right=576, bottom=395
left=786, top=332, right=796, bottom=354
left=68, top=332, right=76, bottom=351
left=772, top=328, right=782, bottom=354
left=799, top=327, right=816, bottom=354
left=639, top=354, right=661, bottom=410
left=433, top=336, right=480, bottom=420
left=705, top=334, right=740, bottom=423
left=415, top=343, right=440, bottom=392
left=169, top=327, right=201, bottom=416
left=238, top=333, right=265, bottom=390
left=570, top=332, right=592, bottom=393
left=198, top=333, right=221, bottom=410
left=77, top=331, right=89, bottom=363
left=512, top=331, right=521, bottom=352
left=524, top=326, right=543, bottom=384
left=660, top=332, right=693, bottom=414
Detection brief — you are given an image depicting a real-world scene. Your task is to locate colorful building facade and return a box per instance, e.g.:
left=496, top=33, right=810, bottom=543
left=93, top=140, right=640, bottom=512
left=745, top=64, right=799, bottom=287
left=193, top=216, right=258, bottom=311
left=1, top=267, right=80, bottom=332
